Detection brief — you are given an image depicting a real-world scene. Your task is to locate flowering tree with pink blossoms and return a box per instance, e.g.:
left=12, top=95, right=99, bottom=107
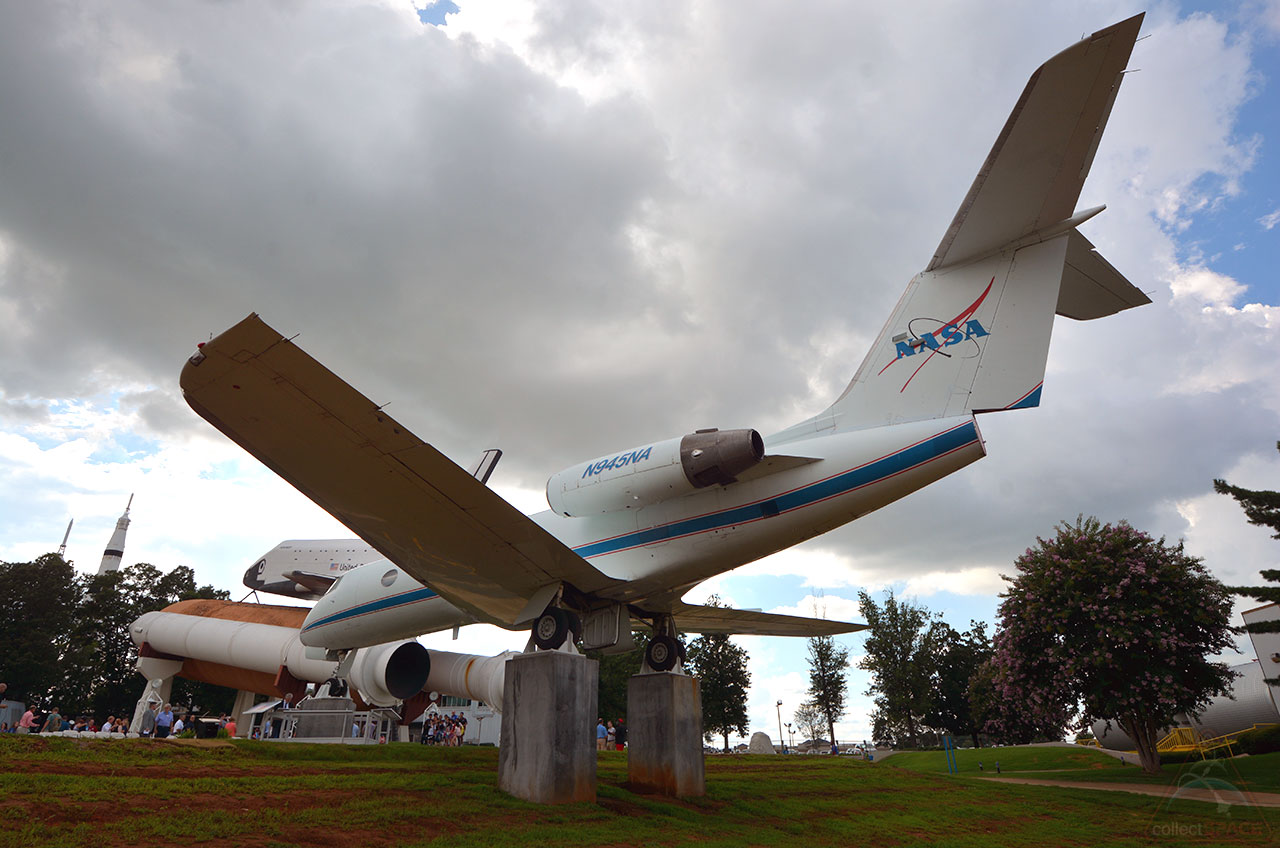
left=989, top=517, right=1236, bottom=774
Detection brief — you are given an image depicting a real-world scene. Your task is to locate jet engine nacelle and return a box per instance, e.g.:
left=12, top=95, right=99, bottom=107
left=546, top=428, right=765, bottom=517
left=347, top=640, right=431, bottom=706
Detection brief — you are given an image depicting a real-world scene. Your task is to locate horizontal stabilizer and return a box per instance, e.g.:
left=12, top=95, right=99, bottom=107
left=1055, top=230, right=1150, bottom=319
left=670, top=602, right=865, bottom=637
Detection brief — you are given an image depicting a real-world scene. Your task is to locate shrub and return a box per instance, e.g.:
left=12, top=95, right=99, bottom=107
left=1233, top=725, right=1280, bottom=755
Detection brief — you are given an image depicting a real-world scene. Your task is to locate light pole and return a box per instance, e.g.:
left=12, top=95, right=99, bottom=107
left=776, top=700, right=785, bottom=753
left=785, top=722, right=793, bottom=750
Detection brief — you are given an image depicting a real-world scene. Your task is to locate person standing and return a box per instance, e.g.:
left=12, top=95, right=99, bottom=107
left=138, top=701, right=157, bottom=738
left=155, top=704, right=175, bottom=739
left=17, top=705, right=36, bottom=735
left=39, top=706, right=63, bottom=734
left=596, top=718, right=607, bottom=751
left=614, top=718, right=627, bottom=751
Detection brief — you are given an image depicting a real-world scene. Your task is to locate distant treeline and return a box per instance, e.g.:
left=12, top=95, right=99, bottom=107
left=0, top=554, right=230, bottom=720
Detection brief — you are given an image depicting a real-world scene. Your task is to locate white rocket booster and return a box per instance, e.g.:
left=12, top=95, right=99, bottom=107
left=97, top=494, right=133, bottom=575
left=130, top=600, right=512, bottom=709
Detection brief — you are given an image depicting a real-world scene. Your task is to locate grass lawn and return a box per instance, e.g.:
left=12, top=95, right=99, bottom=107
left=989, top=753, right=1280, bottom=796
left=887, top=744, right=1280, bottom=795
left=886, top=745, right=1125, bottom=774
left=0, top=737, right=1275, bottom=847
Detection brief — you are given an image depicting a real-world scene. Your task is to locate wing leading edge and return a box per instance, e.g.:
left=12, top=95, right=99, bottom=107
left=181, top=313, right=618, bottom=628
left=669, top=602, right=865, bottom=637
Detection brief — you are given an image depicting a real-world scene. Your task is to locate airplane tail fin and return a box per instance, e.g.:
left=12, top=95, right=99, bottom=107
left=812, top=15, right=1149, bottom=434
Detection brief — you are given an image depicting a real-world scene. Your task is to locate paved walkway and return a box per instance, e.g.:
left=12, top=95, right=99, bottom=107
left=974, top=776, right=1280, bottom=808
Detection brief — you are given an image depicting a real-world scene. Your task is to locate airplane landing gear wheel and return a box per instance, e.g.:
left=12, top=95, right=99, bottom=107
left=646, top=634, right=680, bottom=672
left=533, top=608, right=571, bottom=650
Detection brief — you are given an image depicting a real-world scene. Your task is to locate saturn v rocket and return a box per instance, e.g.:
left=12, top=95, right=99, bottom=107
left=97, top=494, right=133, bottom=575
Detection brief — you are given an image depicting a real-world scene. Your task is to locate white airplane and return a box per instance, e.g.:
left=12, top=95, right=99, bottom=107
left=183, top=15, right=1149, bottom=676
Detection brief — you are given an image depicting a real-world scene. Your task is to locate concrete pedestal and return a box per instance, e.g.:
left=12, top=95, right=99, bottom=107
left=131, top=657, right=180, bottom=731
left=626, top=672, right=705, bottom=797
left=230, top=690, right=255, bottom=737
left=497, top=651, right=597, bottom=804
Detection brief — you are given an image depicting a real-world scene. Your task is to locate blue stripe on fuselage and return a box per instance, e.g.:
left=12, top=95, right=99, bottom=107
left=571, top=420, right=979, bottom=559
left=301, top=586, right=440, bottom=633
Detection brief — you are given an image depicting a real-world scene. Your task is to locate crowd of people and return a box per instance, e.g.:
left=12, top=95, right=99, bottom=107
left=596, top=717, right=627, bottom=751
left=0, top=705, right=135, bottom=735
left=0, top=685, right=238, bottom=739
left=419, top=711, right=467, bottom=745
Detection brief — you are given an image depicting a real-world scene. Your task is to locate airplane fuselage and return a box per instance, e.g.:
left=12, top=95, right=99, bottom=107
left=300, top=415, right=984, bottom=648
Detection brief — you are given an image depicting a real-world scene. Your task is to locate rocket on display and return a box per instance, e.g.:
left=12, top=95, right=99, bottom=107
left=97, top=495, right=133, bottom=575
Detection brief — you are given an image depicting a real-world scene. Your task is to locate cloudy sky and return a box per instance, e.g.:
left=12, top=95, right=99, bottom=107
left=1, top=0, right=1277, bottom=745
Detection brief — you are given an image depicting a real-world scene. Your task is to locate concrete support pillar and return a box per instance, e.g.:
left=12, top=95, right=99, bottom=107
left=131, top=656, right=181, bottom=730
left=497, top=651, right=597, bottom=804
left=230, top=689, right=256, bottom=736
left=626, top=672, right=705, bottom=797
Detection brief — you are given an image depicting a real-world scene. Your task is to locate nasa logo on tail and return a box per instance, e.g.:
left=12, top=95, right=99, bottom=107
left=879, top=277, right=994, bottom=392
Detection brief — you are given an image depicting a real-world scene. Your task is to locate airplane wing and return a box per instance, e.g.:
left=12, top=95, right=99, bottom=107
left=181, top=313, right=619, bottom=627
left=669, top=602, right=866, bottom=637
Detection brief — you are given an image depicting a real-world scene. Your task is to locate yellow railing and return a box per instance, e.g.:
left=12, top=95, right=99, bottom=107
left=1152, top=722, right=1277, bottom=759
left=1156, top=727, right=1204, bottom=754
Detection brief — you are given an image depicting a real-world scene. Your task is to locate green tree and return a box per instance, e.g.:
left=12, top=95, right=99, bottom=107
left=990, top=517, right=1236, bottom=774
left=588, top=630, right=651, bottom=723
left=1215, top=443, right=1280, bottom=683
left=4, top=557, right=229, bottom=719
left=1214, top=442, right=1280, bottom=540
left=924, top=620, right=992, bottom=748
left=687, top=598, right=752, bottom=752
left=0, top=554, right=79, bottom=706
left=804, top=634, right=850, bottom=748
left=793, top=701, right=824, bottom=746
left=857, top=589, right=940, bottom=750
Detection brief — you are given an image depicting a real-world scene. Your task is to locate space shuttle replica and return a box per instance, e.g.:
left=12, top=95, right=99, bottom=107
left=135, top=16, right=1152, bottom=741
left=97, top=495, right=133, bottom=575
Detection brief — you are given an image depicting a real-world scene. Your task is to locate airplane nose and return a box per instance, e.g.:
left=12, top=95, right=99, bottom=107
left=243, top=560, right=266, bottom=588
left=299, top=603, right=329, bottom=646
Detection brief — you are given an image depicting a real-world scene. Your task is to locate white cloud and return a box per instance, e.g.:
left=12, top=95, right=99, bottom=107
left=1168, top=266, right=1248, bottom=307
left=1259, top=208, right=1280, bottom=230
